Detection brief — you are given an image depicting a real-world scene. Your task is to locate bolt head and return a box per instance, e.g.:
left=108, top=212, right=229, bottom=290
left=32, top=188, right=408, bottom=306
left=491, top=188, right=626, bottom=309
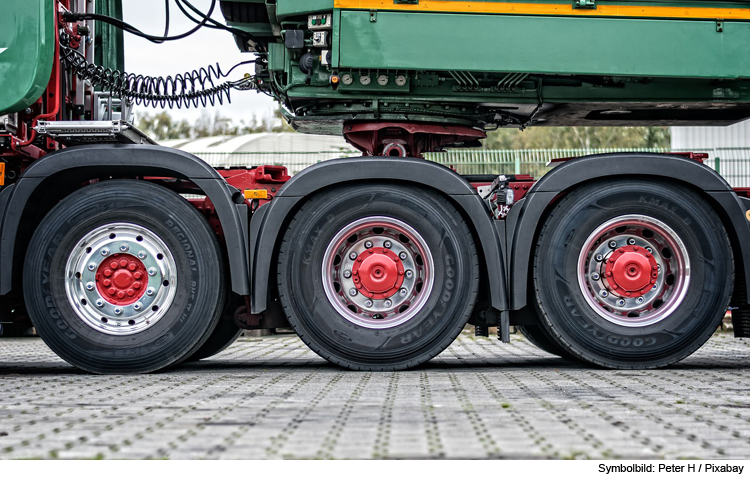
left=100, top=247, right=110, bottom=256
left=627, top=238, right=636, bottom=245
left=87, top=263, right=97, bottom=271
left=343, top=270, right=352, bottom=279
left=617, top=299, right=626, bottom=307
left=405, top=270, right=414, bottom=279
left=349, top=252, right=358, bottom=260
left=138, top=251, right=147, bottom=259
left=119, top=244, right=129, bottom=252
left=133, top=302, right=142, bottom=311
left=599, top=290, right=609, bottom=298
left=646, top=247, right=653, bottom=254
left=148, top=267, right=157, bottom=276
left=85, top=282, right=95, bottom=291
left=399, top=288, right=407, bottom=296
left=595, top=254, right=603, bottom=262
left=349, top=288, right=358, bottom=297
left=384, top=300, right=392, bottom=307
left=591, top=273, right=600, bottom=281
left=608, top=241, right=617, bottom=249
left=364, top=241, right=373, bottom=249
left=114, top=308, right=122, bottom=315
left=399, top=252, right=407, bottom=260
left=96, top=299, right=104, bottom=308
left=146, top=287, right=155, bottom=296
left=383, top=241, right=392, bottom=249
left=364, top=300, right=373, bottom=308
left=636, top=297, right=645, bottom=304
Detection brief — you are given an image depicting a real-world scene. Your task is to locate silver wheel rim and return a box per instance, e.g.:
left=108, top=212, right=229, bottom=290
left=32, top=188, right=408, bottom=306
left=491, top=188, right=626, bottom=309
left=322, top=216, right=435, bottom=330
left=577, top=214, right=690, bottom=327
left=64, top=223, right=178, bottom=336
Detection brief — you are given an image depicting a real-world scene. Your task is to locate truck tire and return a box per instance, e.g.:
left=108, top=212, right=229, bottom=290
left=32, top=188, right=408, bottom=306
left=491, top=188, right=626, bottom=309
left=533, top=179, right=733, bottom=369
left=277, top=183, right=479, bottom=370
left=23, top=180, right=226, bottom=374
left=515, top=324, right=573, bottom=359
left=186, top=295, right=243, bottom=361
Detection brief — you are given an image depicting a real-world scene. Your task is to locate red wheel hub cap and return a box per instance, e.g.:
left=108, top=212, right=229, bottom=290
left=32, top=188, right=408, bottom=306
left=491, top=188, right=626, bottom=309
left=351, top=247, right=405, bottom=299
left=604, top=245, right=659, bottom=297
left=96, top=253, right=148, bottom=305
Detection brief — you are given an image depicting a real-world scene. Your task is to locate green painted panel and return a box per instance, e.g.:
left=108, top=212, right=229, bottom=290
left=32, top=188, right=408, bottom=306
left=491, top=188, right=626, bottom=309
left=276, top=0, right=333, bottom=19
left=338, top=11, right=750, bottom=78
left=95, top=0, right=124, bottom=72
left=0, top=0, right=54, bottom=115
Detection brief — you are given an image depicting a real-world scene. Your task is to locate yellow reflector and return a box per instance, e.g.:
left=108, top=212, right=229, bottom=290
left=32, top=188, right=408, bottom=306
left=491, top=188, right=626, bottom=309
left=0, top=162, right=5, bottom=186
left=746, top=209, right=750, bottom=222
left=244, top=189, right=268, bottom=200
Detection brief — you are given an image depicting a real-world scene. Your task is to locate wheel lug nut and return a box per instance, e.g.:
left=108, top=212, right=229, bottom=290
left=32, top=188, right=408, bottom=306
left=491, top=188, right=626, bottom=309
left=100, top=247, right=110, bottom=256
left=595, top=254, right=603, bottom=262
left=636, top=297, right=645, bottom=304
left=599, top=290, right=609, bottom=298
left=114, top=308, right=122, bottom=315
left=627, top=238, right=636, bottom=245
left=608, top=241, right=617, bottom=249
left=399, top=252, right=407, bottom=260
left=343, top=270, right=352, bottom=278
left=646, top=247, right=653, bottom=254
left=384, top=241, right=392, bottom=249
left=138, top=251, right=147, bottom=259
left=405, top=270, right=414, bottom=279
left=146, top=287, right=155, bottom=296
left=85, top=282, right=95, bottom=291
left=133, top=302, right=143, bottom=311
left=147, top=267, right=157, bottom=277
left=95, top=299, right=104, bottom=308
left=364, top=241, right=373, bottom=249
left=365, top=300, right=373, bottom=307
left=591, top=273, right=600, bottom=281
left=399, top=288, right=407, bottom=297
left=349, top=288, right=358, bottom=297
left=119, top=244, right=129, bottom=252
left=384, top=299, right=392, bottom=307
left=87, top=263, right=96, bottom=271
left=349, top=252, right=357, bottom=260
left=616, top=299, right=626, bottom=307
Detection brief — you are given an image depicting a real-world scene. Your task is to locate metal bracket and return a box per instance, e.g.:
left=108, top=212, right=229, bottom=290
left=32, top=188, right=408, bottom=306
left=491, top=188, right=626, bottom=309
left=394, top=0, right=419, bottom=4
left=573, top=0, right=596, bottom=9
left=717, top=20, right=725, bottom=33
left=370, top=10, right=377, bottom=22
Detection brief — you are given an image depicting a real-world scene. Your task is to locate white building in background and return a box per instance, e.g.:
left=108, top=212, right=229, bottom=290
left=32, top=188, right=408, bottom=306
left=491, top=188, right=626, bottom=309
left=161, top=132, right=357, bottom=173
left=671, top=122, right=750, bottom=187
left=671, top=121, right=750, bottom=150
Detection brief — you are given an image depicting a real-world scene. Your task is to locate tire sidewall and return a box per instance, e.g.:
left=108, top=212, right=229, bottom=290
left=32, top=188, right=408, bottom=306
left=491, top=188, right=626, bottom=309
left=24, top=181, right=224, bottom=373
left=280, top=185, right=477, bottom=367
left=535, top=181, right=732, bottom=366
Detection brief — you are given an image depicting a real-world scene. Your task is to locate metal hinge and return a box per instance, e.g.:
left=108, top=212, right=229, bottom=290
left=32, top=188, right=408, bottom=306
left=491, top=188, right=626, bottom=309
left=573, top=0, right=596, bottom=9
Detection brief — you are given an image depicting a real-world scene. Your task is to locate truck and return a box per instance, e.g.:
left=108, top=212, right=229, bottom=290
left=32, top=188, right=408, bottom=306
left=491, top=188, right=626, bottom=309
left=1, top=0, right=749, bottom=374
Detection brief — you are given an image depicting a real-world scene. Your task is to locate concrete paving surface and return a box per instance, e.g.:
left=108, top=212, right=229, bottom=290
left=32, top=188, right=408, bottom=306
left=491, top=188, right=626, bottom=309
left=0, top=331, right=749, bottom=460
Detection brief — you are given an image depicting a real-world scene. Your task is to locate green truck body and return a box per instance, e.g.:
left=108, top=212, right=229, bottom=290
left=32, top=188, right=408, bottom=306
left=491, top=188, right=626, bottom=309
left=216, top=0, right=750, bottom=133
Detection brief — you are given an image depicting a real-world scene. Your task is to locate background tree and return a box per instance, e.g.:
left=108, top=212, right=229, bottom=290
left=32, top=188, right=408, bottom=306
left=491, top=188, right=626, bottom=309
left=484, top=126, right=670, bottom=150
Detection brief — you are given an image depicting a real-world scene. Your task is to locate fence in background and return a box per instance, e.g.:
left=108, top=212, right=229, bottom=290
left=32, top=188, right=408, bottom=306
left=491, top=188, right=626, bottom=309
left=191, top=147, right=750, bottom=187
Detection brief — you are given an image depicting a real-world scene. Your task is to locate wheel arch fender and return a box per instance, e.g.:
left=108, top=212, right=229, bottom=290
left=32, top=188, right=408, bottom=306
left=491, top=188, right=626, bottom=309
left=508, top=153, right=750, bottom=310
left=0, top=145, right=249, bottom=296
left=249, top=156, right=507, bottom=314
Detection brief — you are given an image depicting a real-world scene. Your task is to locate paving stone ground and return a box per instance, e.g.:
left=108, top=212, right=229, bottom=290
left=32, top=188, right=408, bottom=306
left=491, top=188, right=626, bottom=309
left=0, top=330, right=749, bottom=460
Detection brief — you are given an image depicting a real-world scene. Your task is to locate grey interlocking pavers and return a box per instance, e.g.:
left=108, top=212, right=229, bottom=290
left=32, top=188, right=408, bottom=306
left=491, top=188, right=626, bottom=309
left=0, top=331, right=748, bottom=459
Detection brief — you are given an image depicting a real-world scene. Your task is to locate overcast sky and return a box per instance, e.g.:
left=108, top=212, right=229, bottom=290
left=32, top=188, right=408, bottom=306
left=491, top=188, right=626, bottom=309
left=121, top=0, right=277, bottom=124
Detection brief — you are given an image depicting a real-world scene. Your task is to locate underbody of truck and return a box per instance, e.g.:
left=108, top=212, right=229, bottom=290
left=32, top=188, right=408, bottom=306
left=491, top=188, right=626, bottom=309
left=1, top=0, right=749, bottom=373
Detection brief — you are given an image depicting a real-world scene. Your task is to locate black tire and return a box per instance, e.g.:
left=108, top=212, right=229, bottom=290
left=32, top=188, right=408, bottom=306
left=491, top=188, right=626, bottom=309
left=277, top=184, right=479, bottom=370
left=533, top=179, right=733, bottom=369
left=515, top=324, right=573, bottom=359
left=187, top=295, right=243, bottom=361
left=23, top=180, right=226, bottom=374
